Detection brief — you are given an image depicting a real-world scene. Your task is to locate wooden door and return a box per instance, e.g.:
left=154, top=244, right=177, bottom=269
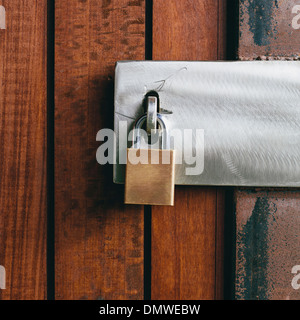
left=54, top=0, right=226, bottom=300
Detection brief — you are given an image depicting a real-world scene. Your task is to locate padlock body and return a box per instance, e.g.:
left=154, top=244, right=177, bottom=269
left=125, top=148, right=175, bottom=206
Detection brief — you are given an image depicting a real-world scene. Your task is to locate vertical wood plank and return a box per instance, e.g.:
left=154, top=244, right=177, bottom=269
left=152, top=0, right=226, bottom=300
left=55, top=0, right=145, bottom=300
left=236, top=0, right=300, bottom=300
left=0, top=0, right=47, bottom=299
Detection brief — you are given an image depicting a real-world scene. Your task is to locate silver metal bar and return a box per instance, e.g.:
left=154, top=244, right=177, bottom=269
left=114, top=61, right=300, bottom=187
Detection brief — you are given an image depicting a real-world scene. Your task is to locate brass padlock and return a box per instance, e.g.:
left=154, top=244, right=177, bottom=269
left=125, top=114, right=175, bottom=206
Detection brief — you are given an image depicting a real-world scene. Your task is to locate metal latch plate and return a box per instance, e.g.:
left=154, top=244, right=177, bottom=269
left=114, top=61, right=300, bottom=187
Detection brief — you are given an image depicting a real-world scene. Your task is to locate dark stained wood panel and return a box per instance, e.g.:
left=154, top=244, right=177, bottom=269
left=55, top=0, right=145, bottom=300
left=0, top=0, right=47, bottom=299
left=151, top=0, right=226, bottom=300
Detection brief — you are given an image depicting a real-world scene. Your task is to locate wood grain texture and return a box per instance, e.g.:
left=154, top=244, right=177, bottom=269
left=55, top=0, right=145, bottom=300
left=152, top=0, right=226, bottom=300
left=0, top=0, right=47, bottom=299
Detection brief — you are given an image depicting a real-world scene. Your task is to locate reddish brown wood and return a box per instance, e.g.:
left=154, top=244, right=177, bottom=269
left=55, top=1, right=145, bottom=300
left=152, top=0, right=226, bottom=300
left=153, top=0, right=219, bottom=61
left=0, top=0, right=47, bottom=299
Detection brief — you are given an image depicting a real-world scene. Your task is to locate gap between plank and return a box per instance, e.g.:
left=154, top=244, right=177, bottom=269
left=144, top=0, right=154, bottom=300
left=47, top=0, right=55, bottom=301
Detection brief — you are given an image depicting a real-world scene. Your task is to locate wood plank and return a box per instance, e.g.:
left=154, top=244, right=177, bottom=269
left=152, top=0, right=226, bottom=300
left=0, top=0, right=47, bottom=299
left=236, top=0, right=300, bottom=300
left=55, top=0, right=145, bottom=300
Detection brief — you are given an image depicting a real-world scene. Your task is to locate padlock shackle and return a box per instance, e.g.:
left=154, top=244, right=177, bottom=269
left=132, top=114, right=169, bottom=150
left=146, top=96, right=158, bottom=136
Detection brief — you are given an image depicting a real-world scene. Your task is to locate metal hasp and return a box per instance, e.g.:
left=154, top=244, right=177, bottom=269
left=114, top=61, right=300, bottom=187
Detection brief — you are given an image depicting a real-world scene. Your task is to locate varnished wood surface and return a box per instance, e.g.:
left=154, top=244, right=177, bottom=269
left=0, top=0, right=47, bottom=299
left=55, top=0, right=145, bottom=300
left=151, top=0, right=226, bottom=300
left=0, top=0, right=228, bottom=300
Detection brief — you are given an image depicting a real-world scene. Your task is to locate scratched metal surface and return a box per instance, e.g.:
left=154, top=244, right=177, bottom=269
left=114, top=61, right=300, bottom=186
